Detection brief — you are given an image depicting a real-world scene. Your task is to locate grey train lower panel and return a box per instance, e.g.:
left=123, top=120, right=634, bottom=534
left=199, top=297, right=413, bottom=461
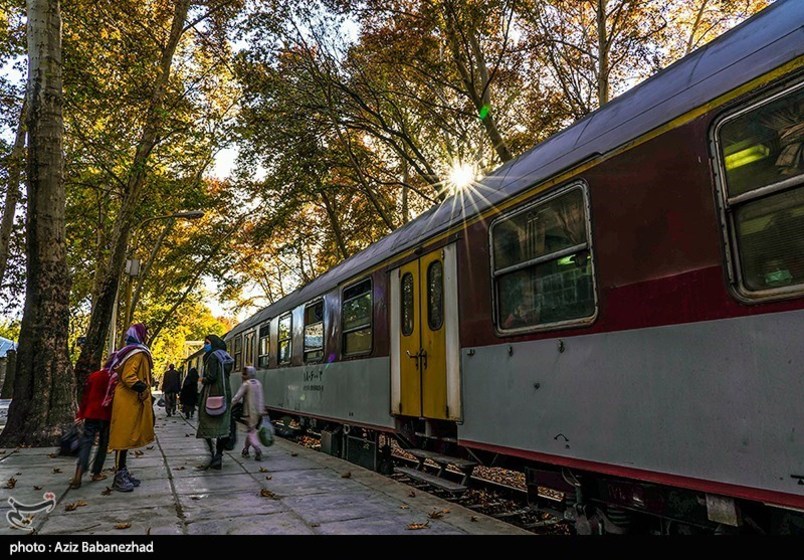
left=459, top=308, right=804, bottom=499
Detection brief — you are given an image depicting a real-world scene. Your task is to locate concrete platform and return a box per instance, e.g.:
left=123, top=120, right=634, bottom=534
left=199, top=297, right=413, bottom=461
left=0, top=409, right=530, bottom=535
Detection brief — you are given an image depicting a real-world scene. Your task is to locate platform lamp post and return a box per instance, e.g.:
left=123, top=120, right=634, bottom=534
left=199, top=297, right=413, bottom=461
left=108, top=211, right=205, bottom=355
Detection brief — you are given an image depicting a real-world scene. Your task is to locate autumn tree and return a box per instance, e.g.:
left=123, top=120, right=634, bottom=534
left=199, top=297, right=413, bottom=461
left=1, top=0, right=74, bottom=445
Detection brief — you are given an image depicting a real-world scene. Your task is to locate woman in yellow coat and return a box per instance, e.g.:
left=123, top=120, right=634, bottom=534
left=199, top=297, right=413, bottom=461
left=107, top=323, right=155, bottom=492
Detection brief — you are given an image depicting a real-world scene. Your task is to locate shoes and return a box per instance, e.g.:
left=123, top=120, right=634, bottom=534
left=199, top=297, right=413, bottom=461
left=90, top=473, right=107, bottom=482
left=209, top=453, right=222, bottom=470
left=241, top=448, right=250, bottom=458
left=254, top=452, right=262, bottom=462
left=125, top=469, right=141, bottom=487
left=112, top=470, right=134, bottom=492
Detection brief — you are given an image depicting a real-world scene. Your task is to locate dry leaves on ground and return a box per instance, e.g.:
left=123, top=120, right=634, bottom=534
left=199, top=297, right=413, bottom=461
left=406, top=522, right=430, bottom=531
left=428, top=509, right=446, bottom=520
left=146, top=527, right=151, bottom=535
left=408, top=490, right=416, bottom=498
left=114, top=523, right=132, bottom=530
left=15, top=472, right=21, bottom=475
left=341, top=471, right=351, bottom=479
left=65, top=500, right=88, bottom=512
left=290, top=452, right=298, bottom=457
left=146, top=446, right=154, bottom=450
left=258, top=467, right=268, bottom=473
left=400, top=504, right=410, bottom=510
left=52, top=468, right=61, bottom=474
left=48, top=453, right=57, bottom=459
left=5, top=478, right=16, bottom=489
left=133, top=450, right=144, bottom=457
left=470, top=516, right=479, bottom=522
left=33, top=485, right=42, bottom=491
left=101, top=487, right=112, bottom=496
left=185, top=434, right=190, bottom=437
left=175, top=466, right=185, bottom=471
left=260, top=489, right=277, bottom=499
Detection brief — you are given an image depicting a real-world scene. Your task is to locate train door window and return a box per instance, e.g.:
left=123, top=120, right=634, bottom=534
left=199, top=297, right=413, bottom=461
left=278, top=313, right=292, bottom=365
left=304, top=300, right=324, bottom=363
left=490, top=182, right=596, bottom=333
left=427, top=261, right=444, bottom=330
left=258, top=322, right=271, bottom=369
left=401, top=272, right=414, bottom=336
left=233, top=335, right=243, bottom=372
left=714, top=81, right=804, bottom=299
left=243, top=331, right=255, bottom=368
left=342, top=278, right=372, bottom=356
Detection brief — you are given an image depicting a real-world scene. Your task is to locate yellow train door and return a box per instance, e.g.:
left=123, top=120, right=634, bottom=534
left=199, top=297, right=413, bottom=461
left=396, top=249, right=448, bottom=420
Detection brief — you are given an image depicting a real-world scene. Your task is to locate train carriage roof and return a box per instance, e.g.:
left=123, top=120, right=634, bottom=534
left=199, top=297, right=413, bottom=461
left=227, top=0, right=803, bottom=340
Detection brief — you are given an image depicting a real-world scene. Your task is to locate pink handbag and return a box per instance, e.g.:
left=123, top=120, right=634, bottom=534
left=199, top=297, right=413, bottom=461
left=205, top=396, right=227, bottom=416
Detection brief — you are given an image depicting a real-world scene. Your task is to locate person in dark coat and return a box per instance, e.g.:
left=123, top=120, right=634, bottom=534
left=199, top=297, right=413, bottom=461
left=196, top=335, right=233, bottom=470
left=180, top=367, right=200, bottom=419
left=161, top=364, right=181, bottom=416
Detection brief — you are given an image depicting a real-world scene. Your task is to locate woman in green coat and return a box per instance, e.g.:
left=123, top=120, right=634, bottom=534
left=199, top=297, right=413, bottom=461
left=196, top=334, right=234, bottom=469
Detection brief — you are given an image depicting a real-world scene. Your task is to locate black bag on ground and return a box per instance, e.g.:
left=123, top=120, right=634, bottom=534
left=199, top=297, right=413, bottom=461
left=59, top=424, right=81, bottom=456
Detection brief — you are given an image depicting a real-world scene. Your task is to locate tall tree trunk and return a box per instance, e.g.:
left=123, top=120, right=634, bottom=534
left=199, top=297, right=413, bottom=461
left=596, top=0, right=610, bottom=107
left=320, top=190, right=349, bottom=260
left=0, top=98, right=28, bottom=287
left=74, top=0, right=191, bottom=389
left=0, top=0, right=74, bottom=446
left=0, top=349, right=16, bottom=399
left=685, top=0, right=710, bottom=55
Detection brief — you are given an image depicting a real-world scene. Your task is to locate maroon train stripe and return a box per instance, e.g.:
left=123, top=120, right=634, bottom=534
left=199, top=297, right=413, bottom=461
left=459, top=438, right=804, bottom=510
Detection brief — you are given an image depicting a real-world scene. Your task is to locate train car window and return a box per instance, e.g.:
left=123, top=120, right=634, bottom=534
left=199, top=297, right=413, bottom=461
left=427, top=261, right=444, bottom=330
left=233, top=335, right=242, bottom=372
left=401, top=272, right=414, bottom=336
left=342, top=278, right=372, bottom=355
left=278, top=313, right=292, bottom=365
left=304, top=301, right=325, bottom=363
left=715, top=82, right=804, bottom=297
left=243, top=331, right=255, bottom=369
left=258, top=323, right=270, bottom=369
left=491, top=184, right=595, bottom=332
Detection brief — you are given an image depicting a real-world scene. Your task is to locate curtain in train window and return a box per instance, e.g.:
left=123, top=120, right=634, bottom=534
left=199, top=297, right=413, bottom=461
left=278, top=313, right=292, bottom=365
left=718, top=85, right=804, bottom=293
left=258, top=323, right=270, bottom=369
left=491, top=186, right=594, bottom=330
left=342, top=279, right=372, bottom=355
left=243, top=332, right=255, bottom=369
left=304, top=301, right=324, bottom=363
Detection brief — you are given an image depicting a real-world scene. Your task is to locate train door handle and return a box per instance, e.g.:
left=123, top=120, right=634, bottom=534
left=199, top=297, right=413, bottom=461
left=406, top=350, right=420, bottom=370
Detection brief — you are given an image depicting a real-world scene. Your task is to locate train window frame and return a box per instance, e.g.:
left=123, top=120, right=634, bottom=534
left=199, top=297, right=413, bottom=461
left=257, top=322, right=271, bottom=369
left=711, top=78, right=804, bottom=303
left=277, top=312, right=293, bottom=366
left=243, top=330, right=255, bottom=369
left=341, top=277, right=373, bottom=357
left=488, top=180, right=598, bottom=336
left=233, top=334, right=243, bottom=372
left=303, top=299, right=325, bottom=364
left=427, top=260, right=444, bottom=331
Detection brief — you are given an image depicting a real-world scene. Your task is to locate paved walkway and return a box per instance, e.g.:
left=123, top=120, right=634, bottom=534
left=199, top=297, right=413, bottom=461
left=0, top=408, right=529, bottom=535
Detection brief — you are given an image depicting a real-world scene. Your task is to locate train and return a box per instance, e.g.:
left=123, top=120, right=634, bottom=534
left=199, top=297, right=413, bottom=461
left=187, top=0, right=804, bottom=534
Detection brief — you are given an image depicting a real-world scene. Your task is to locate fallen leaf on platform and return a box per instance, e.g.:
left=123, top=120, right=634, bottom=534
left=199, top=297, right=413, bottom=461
left=65, top=500, right=88, bottom=512
left=33, top=485, right=42, bottom=491
left=185, top=434, right=190, bottom=437
left=428, top=509, right=445, bottom=520
left=15, top=472, right=21, bottom=476
left=290, top=452, right=298, bottom=457
left=146, top=446, right=154, bottom=450
left=341, top=472, right=351, bottom=479
left=101, top=487, right=112, bottom=496
left=258, top=467, right=268, bottom=473
left=310, top=523, right=320, bottom=528
left=114, top=523, right=131, bottom=530
left=406, top=522, right=430, bottom=531
left=265, top=475, right=272, bottom=480
left=5, top=478, right=16, bottom=489
left=400, top=504, right=410, bottom=510
left=52, top=468, right=62, bottom=474
left=175, top=466, right=185, bottom=471
left=133, top=450, right=144, bottom=457
left=260, top=489, right=277, bottom=499
left=48, top=453, right=57, bottom=459
left=470, top=516, right=478, bottom=522
left=408, top=490, right=416, bottom=498
left=146, top=527, right=151, bottom=535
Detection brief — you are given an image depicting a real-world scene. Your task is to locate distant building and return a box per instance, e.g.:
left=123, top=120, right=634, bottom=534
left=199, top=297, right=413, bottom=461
left=0, top=337, right=17, bottom=395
